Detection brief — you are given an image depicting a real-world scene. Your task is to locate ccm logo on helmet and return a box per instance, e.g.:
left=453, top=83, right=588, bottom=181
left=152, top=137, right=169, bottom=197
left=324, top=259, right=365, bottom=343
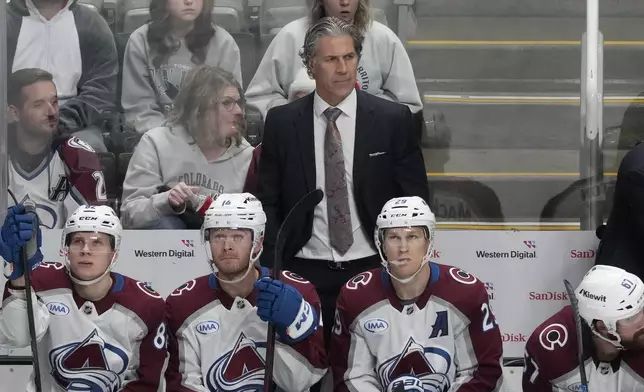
left=539, top=323, right=568, bottom=351
left=78, top=216, right=98, bottom=221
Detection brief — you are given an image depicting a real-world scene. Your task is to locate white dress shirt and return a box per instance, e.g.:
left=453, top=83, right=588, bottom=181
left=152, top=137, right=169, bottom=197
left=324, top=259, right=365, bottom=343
left=296, top=90, right=377, bottom=262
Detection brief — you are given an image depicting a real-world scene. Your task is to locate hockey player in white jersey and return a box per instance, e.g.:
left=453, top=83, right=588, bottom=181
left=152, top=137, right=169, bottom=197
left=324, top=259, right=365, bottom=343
left=0, top=204, right=168, bottom=391
left=165, top=193, right=327, bottom=391
left=523, top=265, right=644, bottom=391
left=330, top=196, right=504, bottom=392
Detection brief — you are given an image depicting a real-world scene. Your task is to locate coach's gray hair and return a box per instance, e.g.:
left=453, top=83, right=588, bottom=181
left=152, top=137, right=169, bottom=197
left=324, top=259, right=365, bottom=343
left=309, top=0, right=372, bottom=33
left=299, top=16, right=364, bottom=79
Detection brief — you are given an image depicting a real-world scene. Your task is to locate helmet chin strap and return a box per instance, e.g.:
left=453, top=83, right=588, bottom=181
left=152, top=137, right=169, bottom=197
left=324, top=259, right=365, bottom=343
left=384, top=256, right=430, bottom=284
left=66, top=252, right=118, bottom=287
left=591, top=328, right=624, bottom=350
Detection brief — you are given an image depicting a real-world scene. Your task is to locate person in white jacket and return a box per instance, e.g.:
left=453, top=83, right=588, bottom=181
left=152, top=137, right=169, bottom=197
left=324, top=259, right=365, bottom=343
left=121, top=65, right=255, bottom=230
left=121, top=0, right=242, bottom=133
left=245, top=0, right=422, bottom=119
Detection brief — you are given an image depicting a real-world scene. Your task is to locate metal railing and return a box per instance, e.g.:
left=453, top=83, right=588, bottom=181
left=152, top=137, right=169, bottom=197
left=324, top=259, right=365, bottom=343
left=580, top=0, right=604, bottom=230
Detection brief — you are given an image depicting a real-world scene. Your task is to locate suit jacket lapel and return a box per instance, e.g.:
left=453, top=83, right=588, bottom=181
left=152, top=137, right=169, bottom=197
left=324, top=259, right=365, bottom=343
left=353, top=91, right=375, bottom=189
left=294, top=94, right=316, bottom=190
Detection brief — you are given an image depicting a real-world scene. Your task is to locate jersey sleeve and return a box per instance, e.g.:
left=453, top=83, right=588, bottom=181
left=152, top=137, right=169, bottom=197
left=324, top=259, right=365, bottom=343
left=330, top=289, right=381, bottom=392
left=522, top=346, right=553, bottom=392
left=165, top=297, right=207, bottom=391
left=0, top=282, right=50, bottom=348
left=272, top=280, right=327, bottom=391
left=451, top=281, right=504, bottom=392
left=120, top=296, right=168, bottom=391
left=60, top=136, right=108, bottom=213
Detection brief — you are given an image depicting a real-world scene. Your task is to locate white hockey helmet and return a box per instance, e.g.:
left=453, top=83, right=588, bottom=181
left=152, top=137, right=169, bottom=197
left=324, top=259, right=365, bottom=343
left=61, top=205, right=122, bottom=286
left=576, top=265, right=644, bottom=347
left=201, top=193, right=266, bottom=281
left=374, top=196, right=436, bottom=284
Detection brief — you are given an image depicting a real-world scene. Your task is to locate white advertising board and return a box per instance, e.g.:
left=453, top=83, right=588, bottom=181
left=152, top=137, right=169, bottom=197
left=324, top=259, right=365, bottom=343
left=0, top=230, right=598, bottom=359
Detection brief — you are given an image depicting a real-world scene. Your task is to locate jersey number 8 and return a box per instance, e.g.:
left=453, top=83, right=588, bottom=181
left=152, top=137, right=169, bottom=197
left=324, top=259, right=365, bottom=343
left=153, top=322, right=167, bottom=350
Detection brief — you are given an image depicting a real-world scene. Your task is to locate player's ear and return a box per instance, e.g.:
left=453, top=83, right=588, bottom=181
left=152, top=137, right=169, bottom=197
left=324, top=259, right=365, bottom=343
left=595, top=320, right=608, bottom=333
left=253, top=236, right=264, bottom=255
left=7, top=105, right=19, bottom=123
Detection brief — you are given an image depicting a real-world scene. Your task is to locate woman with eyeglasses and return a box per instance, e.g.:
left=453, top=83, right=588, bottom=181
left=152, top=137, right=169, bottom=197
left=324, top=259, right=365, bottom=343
left=121, top=0, right=242, bottom=134
left=120, top=66, right=255, bottom=230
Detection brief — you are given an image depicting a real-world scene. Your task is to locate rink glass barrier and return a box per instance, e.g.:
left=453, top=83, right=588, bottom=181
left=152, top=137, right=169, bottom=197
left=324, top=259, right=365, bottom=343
left=2, top=0, right=644, bottom=366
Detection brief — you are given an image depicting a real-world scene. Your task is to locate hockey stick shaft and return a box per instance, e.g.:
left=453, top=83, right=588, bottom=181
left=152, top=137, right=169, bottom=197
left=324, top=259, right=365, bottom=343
left=263, top=189, right=324, bottom=391
left=563, top=279, right=589, bottom=392
left=22, top=206, right=42, bottom=392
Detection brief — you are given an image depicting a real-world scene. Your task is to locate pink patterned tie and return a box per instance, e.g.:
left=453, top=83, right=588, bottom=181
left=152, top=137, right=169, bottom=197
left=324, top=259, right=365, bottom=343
left=324, top=107, right=354, bottom=255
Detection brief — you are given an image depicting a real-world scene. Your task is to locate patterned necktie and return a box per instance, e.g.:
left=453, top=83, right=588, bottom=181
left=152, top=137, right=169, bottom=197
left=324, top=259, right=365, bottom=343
left=323, top=107, right=354, bottom=255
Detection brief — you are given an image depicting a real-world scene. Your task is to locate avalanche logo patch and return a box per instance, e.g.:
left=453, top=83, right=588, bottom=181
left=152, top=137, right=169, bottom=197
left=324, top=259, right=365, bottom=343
left=49, top=329, right=129, bottom=392
left=377, top=337, right=452, bottom=392
left=206, top=332, right=266, bottom=391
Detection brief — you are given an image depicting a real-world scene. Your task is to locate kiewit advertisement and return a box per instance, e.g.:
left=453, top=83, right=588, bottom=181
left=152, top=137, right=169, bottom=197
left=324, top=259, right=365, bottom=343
left=0, top=230, right=598, bottom=360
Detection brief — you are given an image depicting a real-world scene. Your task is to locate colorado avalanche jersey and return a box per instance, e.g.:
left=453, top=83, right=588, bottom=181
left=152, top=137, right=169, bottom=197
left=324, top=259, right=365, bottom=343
left=165, top=267, right=328, bottom=391
left=8, top=136, right=107, bottom=229
left=331, top=263, right=504, bottom=392
left=0, top=262, right=168, bottom=392
left=523, top=305, right=644, bottom=392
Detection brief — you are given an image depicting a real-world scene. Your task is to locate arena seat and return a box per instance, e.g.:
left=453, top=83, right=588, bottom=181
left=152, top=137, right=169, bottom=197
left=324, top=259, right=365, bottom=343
left=231, top=32, right=257, bottom=89
left=260, top=0, right=308, bottom=35
left=118, top=0, right=150, bottom=33
left=78, top=0, right=104, bottom=14
left=214, top=0, right=245, bottom=33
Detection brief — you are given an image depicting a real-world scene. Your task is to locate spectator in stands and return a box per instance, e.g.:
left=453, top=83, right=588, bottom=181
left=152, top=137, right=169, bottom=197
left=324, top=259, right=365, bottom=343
left=7, top=0, right=118, bottom=153
left=6, top=68, right=107, bottom=229
left=245, top=0, right=422, bottom=120
left=257, top=17, right=429, bottom=348
left=121, top=0, right=242, bottom=134
left=121, top=66, right=254, bottom=230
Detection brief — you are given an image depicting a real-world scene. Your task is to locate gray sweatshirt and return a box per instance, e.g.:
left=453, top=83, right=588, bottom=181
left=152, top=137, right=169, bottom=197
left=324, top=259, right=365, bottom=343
left=120, top=124, right=254, bottom=229
left=245, top=17, right=423, bottom=119
left=121, top=23, right=242, bottom=133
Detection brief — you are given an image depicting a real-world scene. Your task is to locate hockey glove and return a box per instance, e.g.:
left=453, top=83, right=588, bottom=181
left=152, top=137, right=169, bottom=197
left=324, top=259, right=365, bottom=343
left=1, top=205, right=43, bottom=280
left=255, top=277, right=318, bottom=343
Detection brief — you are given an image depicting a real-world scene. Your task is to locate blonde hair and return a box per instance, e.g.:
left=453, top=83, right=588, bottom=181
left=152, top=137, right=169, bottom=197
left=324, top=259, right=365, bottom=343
left=168, top=65, right=245, bottom=148
left=310, top=0, right=372, bottom=33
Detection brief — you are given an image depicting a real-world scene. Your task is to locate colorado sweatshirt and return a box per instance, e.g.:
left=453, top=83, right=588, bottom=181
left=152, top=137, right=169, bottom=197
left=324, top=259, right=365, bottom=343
left=120, top=124, right=254, bottom=229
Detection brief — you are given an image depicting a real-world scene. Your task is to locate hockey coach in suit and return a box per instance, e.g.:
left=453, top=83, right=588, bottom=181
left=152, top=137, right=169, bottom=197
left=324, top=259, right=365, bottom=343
left=256, top=16, right=430, bottom=346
